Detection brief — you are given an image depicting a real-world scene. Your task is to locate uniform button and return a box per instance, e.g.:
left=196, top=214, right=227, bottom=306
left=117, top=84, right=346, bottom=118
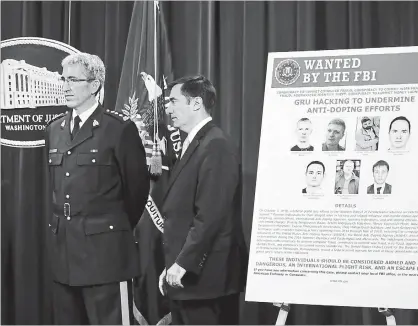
left=109, top=225, right=114, bottom=229
left=65, top=194, right=70, bottom=199
left=65, top=172, right=70, bottom=177
left=67, top=151, right=71, bottom=155
left=48, top=159, right=52, bottom=163
left=67, top=217, right=71, bottom=221
left=92, top=159, right=96, bottom=163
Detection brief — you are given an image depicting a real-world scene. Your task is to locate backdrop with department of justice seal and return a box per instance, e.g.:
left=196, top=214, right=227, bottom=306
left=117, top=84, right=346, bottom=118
left=1, top=37, right=80, bottom=324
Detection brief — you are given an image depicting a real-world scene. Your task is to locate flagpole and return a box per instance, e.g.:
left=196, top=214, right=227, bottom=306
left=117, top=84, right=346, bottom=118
left=68, top=1, right=72, bottom=45
left=150, top=1, right=162, bottom=176
left=153, top=1, right=158, bottom=142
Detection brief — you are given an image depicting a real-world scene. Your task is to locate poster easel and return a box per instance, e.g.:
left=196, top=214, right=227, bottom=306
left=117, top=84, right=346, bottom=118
left=378, top=308, right=396, bottom=326
left=273, top=303, right=290, bottom=325
left=273, top=303, right=397, bottom=326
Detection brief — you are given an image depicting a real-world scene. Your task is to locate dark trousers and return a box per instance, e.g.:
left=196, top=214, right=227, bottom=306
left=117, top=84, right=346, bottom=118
left=52, top=281, right=129, bottom=325
left=169, top=293, right=240, bottom=325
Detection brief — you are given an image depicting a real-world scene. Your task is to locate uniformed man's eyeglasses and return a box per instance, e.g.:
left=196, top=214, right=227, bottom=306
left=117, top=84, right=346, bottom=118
left=60, top=76, right=95, bottom=84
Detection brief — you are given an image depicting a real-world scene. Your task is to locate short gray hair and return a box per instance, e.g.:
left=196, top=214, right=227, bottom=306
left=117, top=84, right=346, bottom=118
left=62, top=52, right=105, bottom=86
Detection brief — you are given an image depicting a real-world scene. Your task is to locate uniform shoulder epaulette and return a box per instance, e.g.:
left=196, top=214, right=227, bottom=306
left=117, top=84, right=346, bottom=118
left=46, top=111, right=68, bottom=127
left=104, top=109, right=131, bottom=123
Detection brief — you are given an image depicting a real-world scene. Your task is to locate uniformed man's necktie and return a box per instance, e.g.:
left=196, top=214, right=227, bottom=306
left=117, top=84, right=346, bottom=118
left=180, top=138, right=190, bottom=159
left=377, top=187, right=382, bottom=194
left=71, top=116, right=81, bottom=140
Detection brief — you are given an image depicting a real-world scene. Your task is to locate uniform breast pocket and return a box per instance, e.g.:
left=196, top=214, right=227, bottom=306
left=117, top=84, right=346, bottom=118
left=48, top=153, right=63, bottom=191
left=76, top=152, right=113, bottom=193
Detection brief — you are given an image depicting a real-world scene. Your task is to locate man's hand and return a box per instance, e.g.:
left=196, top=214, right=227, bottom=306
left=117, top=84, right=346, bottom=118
left=166, top=263, right=186, bottom=288
left=159, top=268, right=167, bottom=296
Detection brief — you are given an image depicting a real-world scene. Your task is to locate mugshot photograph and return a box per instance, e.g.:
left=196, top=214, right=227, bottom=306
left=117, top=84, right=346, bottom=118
left=291, top=118, right=314, bottom=151
left=367, top=160, right=392, bottom=194
left=322, top=118, right=346, bottom=151
left=302, top=161, right=325, bottom=194
left=355, top=116, right=379, bottom=151
left=388, top=116, right=411, bottom=151
left=334, top=159, right=360, bottom=194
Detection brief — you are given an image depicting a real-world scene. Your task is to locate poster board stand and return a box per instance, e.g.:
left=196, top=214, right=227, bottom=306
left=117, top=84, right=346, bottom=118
left=246, top=47, right=418, bottom=323
left=272, top=304, right=397, bottom=325
left=273, top=303, right=290, bottom=325
left=378, top=308, right=396, bottom=325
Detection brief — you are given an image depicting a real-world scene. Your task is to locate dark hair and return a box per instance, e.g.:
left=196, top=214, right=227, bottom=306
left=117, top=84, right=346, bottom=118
left=361, top=117, right=371, bottom=124
left=328, top=118, right=346, bottom=133
left=168, top=75, right=216, bottom=114
left=372, top=160, right=389, bottom=172
left=306, top=161, right=325, bottom=174
left=298, top=117, right=311, bottom=124
left=389, top=116, right=410, bottom=133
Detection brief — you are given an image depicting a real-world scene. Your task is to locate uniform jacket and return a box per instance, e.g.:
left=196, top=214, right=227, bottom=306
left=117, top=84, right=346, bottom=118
left=45, top=105, right=149, bottom=286
left=161, top=121, right=247, bottom=300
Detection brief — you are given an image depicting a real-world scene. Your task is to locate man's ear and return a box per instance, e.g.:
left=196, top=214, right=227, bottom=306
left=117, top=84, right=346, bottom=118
left=193, top=97, right=203, bottom=110
left=91, top=80, right=101, bottom=95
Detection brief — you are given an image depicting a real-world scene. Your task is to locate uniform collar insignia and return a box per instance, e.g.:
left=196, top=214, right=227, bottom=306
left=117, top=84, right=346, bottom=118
left=93, top=119, right=99, bottom=127
left=60, top=120, right=66, bottom=129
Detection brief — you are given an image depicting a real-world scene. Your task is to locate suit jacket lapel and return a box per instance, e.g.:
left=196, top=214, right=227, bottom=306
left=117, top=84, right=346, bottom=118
left=163, top=121, right=215, bottom=201
left=63, top=104, right=104, bottom=151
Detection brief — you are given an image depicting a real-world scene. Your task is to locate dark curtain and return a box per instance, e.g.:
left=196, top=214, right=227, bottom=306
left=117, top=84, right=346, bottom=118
left=1, top=1, right=133, bottom=324
left=2, top=1, right=418, bottom=324
left=1, top=0, right=134, bottom=110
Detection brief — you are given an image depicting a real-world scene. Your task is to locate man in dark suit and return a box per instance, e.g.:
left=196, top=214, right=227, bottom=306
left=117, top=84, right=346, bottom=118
left=367, top=160, right=392, bottom=194
left=45, top=52, right=149, bottom=324
left=158, top=75, right=246, bottom=325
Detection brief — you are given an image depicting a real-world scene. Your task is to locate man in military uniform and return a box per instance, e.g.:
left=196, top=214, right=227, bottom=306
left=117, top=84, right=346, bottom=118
left=45, top=52, right=150, bottom=324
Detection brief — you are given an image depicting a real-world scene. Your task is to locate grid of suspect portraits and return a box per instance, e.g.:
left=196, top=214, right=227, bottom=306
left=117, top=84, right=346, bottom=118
left=290, top=117, right=348, bottom=152
left=291, top=116, right=411, bottom=152
left=301, top=159, right=393, bottom=195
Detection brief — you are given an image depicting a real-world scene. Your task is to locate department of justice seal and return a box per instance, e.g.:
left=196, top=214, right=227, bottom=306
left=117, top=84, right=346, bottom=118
left=274, top=59, right=301, bottom=85
left=0, top=37, right=80, bottom=148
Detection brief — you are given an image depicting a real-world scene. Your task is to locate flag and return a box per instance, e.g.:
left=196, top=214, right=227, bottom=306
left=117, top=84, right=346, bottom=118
left=115, top=2, right=182, bottom=324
